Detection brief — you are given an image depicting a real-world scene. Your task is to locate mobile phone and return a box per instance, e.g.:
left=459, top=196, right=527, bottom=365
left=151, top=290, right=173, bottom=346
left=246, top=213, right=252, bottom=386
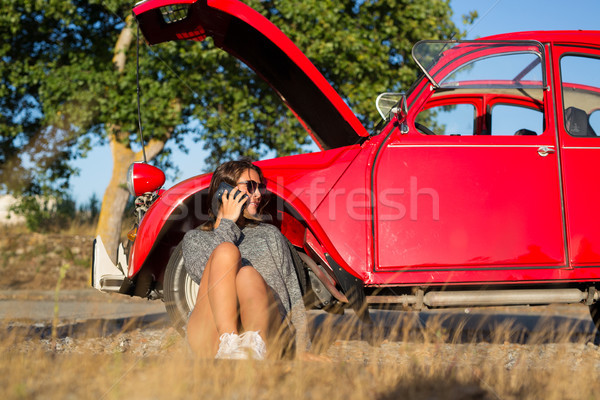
left=211, top=181, right=248, bottom=216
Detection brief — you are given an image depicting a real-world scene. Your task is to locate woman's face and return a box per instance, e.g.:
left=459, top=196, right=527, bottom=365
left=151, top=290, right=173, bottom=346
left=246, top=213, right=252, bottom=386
left=236, top=168, right=262, bottom=217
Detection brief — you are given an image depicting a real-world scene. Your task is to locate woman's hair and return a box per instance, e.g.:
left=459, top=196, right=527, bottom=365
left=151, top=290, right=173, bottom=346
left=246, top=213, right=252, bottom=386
left=201, top=158, right=269, bottom=231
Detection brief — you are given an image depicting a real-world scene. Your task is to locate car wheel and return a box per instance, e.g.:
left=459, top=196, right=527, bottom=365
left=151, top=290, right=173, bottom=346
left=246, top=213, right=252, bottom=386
left=590, top=302, right=600, bottom=334
left=164, top=242, right=199, bottom=336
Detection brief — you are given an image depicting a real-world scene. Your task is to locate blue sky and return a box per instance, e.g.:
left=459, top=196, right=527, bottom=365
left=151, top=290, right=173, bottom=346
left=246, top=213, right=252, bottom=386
left=69, top=0, right=600, bottom=205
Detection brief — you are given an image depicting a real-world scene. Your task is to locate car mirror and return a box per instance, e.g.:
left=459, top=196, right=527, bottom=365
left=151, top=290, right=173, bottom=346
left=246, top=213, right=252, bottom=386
left=376, top=92, right=407, bottom=120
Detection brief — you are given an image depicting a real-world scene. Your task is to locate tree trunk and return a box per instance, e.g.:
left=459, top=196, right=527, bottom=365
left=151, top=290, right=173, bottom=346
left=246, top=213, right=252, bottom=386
left=95, top=137, right=138, bottom=262
left=95, top=135, right=165, bottom=263
left=95, top=14, right=168, bottom=263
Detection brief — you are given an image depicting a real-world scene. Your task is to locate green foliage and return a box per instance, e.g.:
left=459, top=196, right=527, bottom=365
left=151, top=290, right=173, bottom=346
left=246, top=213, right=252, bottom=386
left=9, top=192, right=101, bottom=232
left=78, top=192, right=100, bottom=223
left=9, top=194, right=76, bottom=232
left=253, top=0, right=465, bottom=124
left=1, top=0, right=470, bottom=186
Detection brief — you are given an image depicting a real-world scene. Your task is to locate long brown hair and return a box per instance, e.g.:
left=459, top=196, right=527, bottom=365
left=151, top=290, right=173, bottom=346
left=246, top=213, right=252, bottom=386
left=201, top=159, right=268, bottom=231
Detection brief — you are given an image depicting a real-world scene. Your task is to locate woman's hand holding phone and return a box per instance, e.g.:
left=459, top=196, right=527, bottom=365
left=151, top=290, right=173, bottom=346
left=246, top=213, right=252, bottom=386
left=218, top=188, right=248, bottom=223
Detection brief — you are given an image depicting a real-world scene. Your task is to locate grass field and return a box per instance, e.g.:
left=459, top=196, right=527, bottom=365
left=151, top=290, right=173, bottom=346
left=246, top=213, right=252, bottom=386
left=2, top=310, right=600, bottom=400
left=1, top=224, right=599, bottom=399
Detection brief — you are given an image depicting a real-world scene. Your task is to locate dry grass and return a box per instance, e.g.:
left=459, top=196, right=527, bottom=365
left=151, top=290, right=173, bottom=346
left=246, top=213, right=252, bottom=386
left=2, top=309, right=600, bottom=400
left=60, top=218, right=98, bottom=237
left=2, top=223, right=600, bottom=398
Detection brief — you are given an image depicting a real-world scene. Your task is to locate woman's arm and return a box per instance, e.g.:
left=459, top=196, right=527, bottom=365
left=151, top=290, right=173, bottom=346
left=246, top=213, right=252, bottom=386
left=182, top=188, right=247, bottom=283
left=182, top=218, right=242, bottom=283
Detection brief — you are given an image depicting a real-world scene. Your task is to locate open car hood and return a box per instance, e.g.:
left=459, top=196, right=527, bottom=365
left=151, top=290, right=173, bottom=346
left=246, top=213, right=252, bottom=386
left=133, top=0, right=368, bottom=149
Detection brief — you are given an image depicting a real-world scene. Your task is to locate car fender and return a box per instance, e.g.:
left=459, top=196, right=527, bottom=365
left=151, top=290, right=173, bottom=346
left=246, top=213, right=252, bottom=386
left=129, top=173, right=364, bottom=287
left=263, top=177, right=363, bottom=280
left=128, top=173, right=212, bottom=278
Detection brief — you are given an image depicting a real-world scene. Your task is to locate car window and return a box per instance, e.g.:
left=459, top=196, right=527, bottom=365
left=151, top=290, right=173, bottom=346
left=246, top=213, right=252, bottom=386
left=591, top=110, right=600, bottom=132
left=415, top=103, right=475, bottom=136
left=412, top=41, right=545, bottom=90
left=442, top=53, right=543, bottom=89
left=412, top=42, right=546, bottom=137
left=490, top=104, right=543, bottom=136
left=561, top=55, right=600, bottom=137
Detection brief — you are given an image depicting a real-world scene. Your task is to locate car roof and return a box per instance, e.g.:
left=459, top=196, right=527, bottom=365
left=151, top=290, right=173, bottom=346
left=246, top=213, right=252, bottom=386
left=481, top=30, right=600, bottom=45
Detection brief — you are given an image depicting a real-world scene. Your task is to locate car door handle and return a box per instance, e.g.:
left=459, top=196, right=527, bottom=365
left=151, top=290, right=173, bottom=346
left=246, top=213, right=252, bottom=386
left=537, top=146, right=556, bottom=157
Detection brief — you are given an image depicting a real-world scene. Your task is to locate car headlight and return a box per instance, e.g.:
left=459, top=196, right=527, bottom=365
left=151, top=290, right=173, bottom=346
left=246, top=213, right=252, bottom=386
left=127, top=162, right=166, bottom=196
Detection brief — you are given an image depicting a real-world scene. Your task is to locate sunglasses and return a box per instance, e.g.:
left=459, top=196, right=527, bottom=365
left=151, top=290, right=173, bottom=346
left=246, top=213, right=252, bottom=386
left=236, top=180, right=267, bottom=194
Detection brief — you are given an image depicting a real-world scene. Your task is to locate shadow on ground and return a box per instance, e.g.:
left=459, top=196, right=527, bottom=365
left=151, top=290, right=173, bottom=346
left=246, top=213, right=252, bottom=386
left=6, top=312, right=169, bottom=340
left=5, top=307, right=600, bottom=347
left=309, top=308, right=600, bottom=347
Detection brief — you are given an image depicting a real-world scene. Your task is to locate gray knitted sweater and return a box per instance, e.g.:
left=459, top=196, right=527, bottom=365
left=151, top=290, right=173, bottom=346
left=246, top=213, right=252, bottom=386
left=182, top=218, right=310, bottom=352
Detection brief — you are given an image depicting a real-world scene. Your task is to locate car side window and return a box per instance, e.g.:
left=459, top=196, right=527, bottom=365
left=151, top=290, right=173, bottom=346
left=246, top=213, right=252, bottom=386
left=490, top=104, right=543, bottom=136
left=415, top=103, right=475, bottom=136
left=590, top=110, right=600, bottom=133
left=413, top=47, right=545, bottom=137
left=441, top=53, right=543, bottom=88
left=561, top=55, right=600, bottom=137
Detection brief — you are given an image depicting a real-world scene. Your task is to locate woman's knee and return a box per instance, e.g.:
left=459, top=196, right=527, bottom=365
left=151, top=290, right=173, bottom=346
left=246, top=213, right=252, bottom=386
left=209, top=242, right=241, bottom=267
left=236, top=266, right=266, bottom=286
left=236, top=267, right=269, bottom=298
left=213, top=241, right=240, bottom=255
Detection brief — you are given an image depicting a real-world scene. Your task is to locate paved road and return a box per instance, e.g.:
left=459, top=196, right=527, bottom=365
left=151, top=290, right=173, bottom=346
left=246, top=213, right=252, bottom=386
left=320, top=307, right=598, bottom=345
left=0, top=289, right=166, bottom=322
left=2, top=288, right=598, bottom=344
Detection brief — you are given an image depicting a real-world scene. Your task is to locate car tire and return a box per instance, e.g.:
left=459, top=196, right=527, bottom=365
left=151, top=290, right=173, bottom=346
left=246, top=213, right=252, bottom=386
left=164, top=242, right=199, bottom=336
left=590, top=302, right=600, bottom=334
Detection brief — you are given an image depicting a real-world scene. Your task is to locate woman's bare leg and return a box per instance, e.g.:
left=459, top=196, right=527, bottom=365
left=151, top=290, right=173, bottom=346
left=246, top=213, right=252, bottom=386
left=236, top=266, right=271, bottom=339
left=186, top=271, right=218, bottom=357
left=206, top=242, right=242, bottom=335
left=186, top=242, right=242, bottom=357
left=236, top=266, right=283, bottom=356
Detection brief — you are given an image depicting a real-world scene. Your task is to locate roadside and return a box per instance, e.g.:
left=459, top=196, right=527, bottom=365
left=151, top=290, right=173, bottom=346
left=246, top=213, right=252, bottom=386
left=0, top=228, right=171, bottom=354
left=0, top=289, right=165, bottom=322
left=0, top=229, right=92, bottom=290
left=1, top=228, right=599, bottom=369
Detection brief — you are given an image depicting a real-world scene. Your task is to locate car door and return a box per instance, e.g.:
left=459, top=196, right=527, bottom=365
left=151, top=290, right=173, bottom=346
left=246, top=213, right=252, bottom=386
left=553, top=43, right=600, bottom=269
left=372, top=42, right=566, bottom=285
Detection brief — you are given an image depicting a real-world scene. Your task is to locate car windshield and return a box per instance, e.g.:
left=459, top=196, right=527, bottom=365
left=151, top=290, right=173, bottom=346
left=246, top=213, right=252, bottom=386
left=412, top=40, right=546, bottom=90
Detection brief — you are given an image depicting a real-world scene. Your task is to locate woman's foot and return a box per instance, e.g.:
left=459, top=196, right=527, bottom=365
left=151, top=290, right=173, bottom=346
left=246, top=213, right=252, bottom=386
left=239, top=331, right=266, bottom=360
left=215, top=333, right=248, bottom=359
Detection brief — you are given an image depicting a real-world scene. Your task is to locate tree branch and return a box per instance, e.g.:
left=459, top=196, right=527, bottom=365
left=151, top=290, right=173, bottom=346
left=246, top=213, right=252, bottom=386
left=137, top=138, right=165, bottom=161
left=112, top=14, right=134, bottom=73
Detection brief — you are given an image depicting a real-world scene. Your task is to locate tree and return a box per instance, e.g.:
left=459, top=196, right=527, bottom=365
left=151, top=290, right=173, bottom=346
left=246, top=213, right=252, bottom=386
left=0, top=0, right=472, bottom=261
left=252, top=0, right=471, bottom=123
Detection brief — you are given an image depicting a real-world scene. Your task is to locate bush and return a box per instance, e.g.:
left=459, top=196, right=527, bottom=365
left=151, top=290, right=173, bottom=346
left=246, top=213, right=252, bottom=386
left=78, top=193, right=100, bottom=224
left=9, top=194, right=76, bottom=232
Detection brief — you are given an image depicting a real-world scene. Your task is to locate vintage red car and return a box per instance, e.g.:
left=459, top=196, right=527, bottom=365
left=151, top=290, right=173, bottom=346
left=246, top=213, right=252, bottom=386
left=92, top=0, right=600, bottom=334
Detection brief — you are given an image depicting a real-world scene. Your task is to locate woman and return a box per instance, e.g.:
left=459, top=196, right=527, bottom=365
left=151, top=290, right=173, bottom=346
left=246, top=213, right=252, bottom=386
left=182, top=159, right=310, bottom=359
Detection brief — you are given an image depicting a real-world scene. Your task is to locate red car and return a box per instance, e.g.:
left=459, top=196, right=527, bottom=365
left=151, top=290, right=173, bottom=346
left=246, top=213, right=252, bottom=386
left=92, top=0, right=600, bottom=334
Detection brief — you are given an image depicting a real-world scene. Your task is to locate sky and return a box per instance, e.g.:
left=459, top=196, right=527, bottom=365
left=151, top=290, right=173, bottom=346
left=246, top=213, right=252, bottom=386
left=69, top=0, right=600, bottom=206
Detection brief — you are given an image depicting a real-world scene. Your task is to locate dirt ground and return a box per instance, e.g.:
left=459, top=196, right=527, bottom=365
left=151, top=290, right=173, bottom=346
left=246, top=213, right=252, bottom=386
left=0, top=231, right=93, bottom=290
left=3, top=230, right=600, bottom=400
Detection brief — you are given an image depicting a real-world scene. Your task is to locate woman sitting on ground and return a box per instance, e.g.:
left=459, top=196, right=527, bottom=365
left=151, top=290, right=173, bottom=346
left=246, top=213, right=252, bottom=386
left=182, top=159, right=310, bottom=359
